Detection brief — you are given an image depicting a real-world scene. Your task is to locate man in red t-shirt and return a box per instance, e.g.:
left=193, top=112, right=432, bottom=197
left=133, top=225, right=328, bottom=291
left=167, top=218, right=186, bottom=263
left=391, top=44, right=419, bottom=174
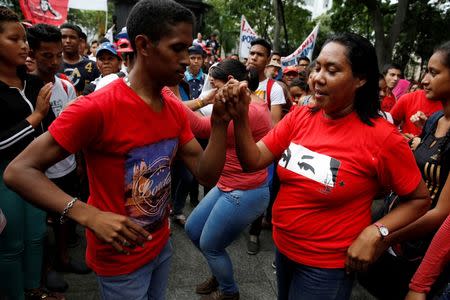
left=380, top=63, right=402, bottom=112
left=3, top=1, right=230, bottom=299
left=390, top=89, right=443, bottom=137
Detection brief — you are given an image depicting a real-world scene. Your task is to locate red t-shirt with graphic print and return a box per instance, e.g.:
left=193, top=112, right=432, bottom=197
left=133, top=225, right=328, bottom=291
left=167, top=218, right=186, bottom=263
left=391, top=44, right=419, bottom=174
left=262, top=106, right=422, bottom=269
left=49, top=79, right=194, bottom=276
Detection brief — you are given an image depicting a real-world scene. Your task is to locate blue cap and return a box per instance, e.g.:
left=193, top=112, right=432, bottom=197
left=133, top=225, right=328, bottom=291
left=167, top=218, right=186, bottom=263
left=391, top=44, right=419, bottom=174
left=188, top=44, right=205, bottom=56
left=96, top=42, right=119, bottom=58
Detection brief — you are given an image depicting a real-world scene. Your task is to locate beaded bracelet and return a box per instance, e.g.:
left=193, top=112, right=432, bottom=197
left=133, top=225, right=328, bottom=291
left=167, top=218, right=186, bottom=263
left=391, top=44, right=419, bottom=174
left=195, top=99, right=203, bottom=110
left=60, top=197, right=78, bottom=224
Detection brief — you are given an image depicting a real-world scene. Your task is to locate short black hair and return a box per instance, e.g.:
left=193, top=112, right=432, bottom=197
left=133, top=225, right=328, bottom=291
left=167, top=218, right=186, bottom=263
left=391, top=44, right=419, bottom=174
left=250, top=38, right=272, bottom=57
left=127, top=0, right=195, bottom=51
left=298, top=56, right=310, bottom=63
left=60, top=23, right=83, bottom=38
left=0, top=6, right=19, bottom=33
left=271, top=51, right=281, bottom=57
left=382, top=63, right=402, bottom=76
left=210, top=59, right=259, bottom=91
left=80, top=31, right=87, bottom=41
left=27, top=24, right=62, bottom=51
left=289, top=77, right=308, bottom=92
left=322, top=32, right=380, bottom=126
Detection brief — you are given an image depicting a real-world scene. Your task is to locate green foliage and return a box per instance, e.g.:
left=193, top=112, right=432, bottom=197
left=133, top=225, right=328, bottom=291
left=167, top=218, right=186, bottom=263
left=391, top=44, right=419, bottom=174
left=68, top=2, right=115, bottom=42
left=203, top=0, right=314, bottom=56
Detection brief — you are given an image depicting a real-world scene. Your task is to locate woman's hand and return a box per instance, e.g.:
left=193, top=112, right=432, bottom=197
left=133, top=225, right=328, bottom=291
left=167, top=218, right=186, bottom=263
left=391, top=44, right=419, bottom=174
left=410, top=111, right=427, bottom=129
left=346, top=225, right=388, bottom=273
left=202, top=88, right=217, bottom=106
left=216, top=79, right=251, bottom=121
left=85, top=209, right=152, bottom=254
left=405, top=290, right=426, bottom=300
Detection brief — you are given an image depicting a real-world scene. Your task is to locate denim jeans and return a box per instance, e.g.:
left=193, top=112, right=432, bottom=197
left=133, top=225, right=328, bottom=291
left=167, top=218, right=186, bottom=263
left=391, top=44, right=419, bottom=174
left=96, top=240, right=172, bottom=300
left=0, top=161, right=46, bottom=300
left=185, top=185, right=269, bottom=294
left=275, top=248, right=354, bottom=300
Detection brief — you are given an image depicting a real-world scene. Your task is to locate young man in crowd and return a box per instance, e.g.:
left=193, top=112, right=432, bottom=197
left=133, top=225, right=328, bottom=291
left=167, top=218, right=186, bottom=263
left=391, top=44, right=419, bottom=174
left=59, top=23, right=100, bottom=94
left=27, top=23, right=91, bottom=293
left=281, top=66, right=299, bottom=87
left=4, top=0, right=228, bottom=299
left=381, top=63, right=402, bottom=112
left=247, top=38, right=287, bottom=125
left=184, top=44, right=206, bottom=99
left=265, top=60, right=282, bottom=80
left=297, top=55, right=310, bottom=72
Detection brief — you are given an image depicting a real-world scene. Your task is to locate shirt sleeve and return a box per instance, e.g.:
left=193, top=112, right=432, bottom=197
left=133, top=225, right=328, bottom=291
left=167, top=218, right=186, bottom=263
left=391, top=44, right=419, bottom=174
left=261, top=109, right=295, bottom=157
left=269, top=82, right=287, bottom=106
left=376, top=129, right=422, bottom=196
left=410, top=213, right=450, bottom=293
left=184, top=105, right=211, bottom=139
left=48, top=96, right=103, bottom=154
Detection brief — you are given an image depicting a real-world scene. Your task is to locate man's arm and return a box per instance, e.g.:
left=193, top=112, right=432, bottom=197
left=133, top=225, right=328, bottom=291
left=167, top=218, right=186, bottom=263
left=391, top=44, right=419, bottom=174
left=3, top=133, right=151, bottom=253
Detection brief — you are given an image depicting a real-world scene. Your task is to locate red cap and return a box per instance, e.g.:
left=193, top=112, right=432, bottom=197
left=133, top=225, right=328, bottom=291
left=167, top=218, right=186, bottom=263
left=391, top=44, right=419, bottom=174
left=283, top=66, right=299, bottom=75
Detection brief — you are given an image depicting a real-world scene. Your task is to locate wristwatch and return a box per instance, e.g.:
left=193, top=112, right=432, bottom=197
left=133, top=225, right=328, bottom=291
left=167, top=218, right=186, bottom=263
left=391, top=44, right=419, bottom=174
left=374, top=222, right=389, bottom=238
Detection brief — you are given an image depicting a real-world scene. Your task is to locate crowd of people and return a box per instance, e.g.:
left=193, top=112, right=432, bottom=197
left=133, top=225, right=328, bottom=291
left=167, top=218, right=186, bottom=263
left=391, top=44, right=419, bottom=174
left=0, top=0, right=449, bottom=300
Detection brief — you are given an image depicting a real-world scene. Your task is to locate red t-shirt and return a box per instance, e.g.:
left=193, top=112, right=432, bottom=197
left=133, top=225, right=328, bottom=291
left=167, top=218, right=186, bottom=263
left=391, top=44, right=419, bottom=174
left=262, top=106, right=422, bottom=269
left=186, top=100, right=272, bottom=191
left=49, top=79, right=194, bottom=276
left=381, top=94, right=396, bottom=112
left=390, top=90, right=443, bottom=136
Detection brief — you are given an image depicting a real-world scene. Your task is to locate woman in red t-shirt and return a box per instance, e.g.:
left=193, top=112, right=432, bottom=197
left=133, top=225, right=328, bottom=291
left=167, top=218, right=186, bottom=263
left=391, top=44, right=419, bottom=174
left=216, top=33, right=431, bottom=300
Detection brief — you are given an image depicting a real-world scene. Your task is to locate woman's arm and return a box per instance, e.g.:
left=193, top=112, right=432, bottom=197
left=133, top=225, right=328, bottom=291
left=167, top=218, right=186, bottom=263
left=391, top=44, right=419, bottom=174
left=406, top=213, right=450, bottom=298
left=184, top=104, right=212, bottom=139
left=387, top=175, right=450, bottom=245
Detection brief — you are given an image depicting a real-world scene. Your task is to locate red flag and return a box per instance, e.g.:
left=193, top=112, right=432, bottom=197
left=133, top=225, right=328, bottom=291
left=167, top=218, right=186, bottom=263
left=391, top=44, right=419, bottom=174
left=19, top=0, right=69, bottom=26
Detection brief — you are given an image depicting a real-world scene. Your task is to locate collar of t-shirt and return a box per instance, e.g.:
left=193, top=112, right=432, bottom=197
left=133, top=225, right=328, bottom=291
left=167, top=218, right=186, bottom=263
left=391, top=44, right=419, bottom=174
left=184, top=68, right=204, bottom=81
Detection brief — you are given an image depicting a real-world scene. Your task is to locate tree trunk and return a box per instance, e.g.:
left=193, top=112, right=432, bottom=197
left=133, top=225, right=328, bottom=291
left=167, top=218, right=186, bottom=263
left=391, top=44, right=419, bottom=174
left=363, top=0, right=409, bottom=69
left=273, top=0, right=281, bottom=52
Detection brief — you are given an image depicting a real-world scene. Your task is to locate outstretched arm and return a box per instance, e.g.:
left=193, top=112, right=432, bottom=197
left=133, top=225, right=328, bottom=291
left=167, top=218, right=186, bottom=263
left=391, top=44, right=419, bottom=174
left=3, top=133, right=151, bottom=254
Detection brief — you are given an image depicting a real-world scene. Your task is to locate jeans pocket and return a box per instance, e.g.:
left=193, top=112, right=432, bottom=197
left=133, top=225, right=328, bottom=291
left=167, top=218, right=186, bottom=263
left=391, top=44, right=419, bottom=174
left=224, top=190, right=243, bottom=205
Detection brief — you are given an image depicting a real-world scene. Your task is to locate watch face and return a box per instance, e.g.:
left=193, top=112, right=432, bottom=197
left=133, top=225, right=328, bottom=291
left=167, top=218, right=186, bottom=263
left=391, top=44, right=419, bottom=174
left=380, top=227, right=389, bottom=236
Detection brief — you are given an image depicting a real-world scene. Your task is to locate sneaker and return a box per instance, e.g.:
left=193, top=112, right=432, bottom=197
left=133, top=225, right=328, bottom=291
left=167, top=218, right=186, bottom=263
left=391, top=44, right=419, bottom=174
left=246, top=235, right=260, bottom=255
left=200, top=290, right=240, bottom=300
left=196, top=276, right=219, bottom=295
left=25, top=288, right=65, bottom=300
left=172, top=214, right=186, bottom=227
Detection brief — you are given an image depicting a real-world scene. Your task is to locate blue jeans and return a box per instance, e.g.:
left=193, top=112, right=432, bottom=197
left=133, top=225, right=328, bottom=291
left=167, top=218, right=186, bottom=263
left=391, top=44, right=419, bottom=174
left=275, top=248, right=354, bottom=300
left=0, top=161, right=46, bottom=300
left=185, top=185, right=269, bottom=294
left=96, top=240, right=172, bottom=300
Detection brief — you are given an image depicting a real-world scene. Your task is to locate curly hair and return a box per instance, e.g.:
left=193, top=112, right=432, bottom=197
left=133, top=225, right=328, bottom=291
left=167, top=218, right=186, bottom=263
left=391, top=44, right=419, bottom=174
left=27, top=24, right=62, bottom=51
left=0, top=6, right=20, bottom=33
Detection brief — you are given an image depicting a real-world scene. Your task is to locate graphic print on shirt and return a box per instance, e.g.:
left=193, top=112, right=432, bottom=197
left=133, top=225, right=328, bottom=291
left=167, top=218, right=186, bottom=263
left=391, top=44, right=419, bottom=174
left=279, top=142, right=341, bottom=188
left=124, top=138, right=178, bottom=232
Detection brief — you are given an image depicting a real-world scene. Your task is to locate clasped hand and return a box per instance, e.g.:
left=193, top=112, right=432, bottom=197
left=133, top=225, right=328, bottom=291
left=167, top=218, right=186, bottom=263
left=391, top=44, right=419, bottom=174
left=211, top=79, right=252, bottom=123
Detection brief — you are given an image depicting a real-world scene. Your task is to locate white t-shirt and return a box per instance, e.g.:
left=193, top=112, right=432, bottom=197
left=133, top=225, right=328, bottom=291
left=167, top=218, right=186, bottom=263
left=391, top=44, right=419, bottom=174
left=45, top=77, right=77, bottom=179
left=255, top=78, right=286, bottom=106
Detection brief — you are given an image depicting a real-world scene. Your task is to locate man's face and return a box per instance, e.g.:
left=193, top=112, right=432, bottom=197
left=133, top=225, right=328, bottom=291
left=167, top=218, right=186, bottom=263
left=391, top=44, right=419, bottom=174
left=189, top=53, right=204, bottom=75
left=32, top=41, right=63, bottom=77
left=246, top=44, right=269, bottom=73
left=271, top=54, right=281, bottom=64
left=298, top=59, right=309, bottom=71
left=384, top=68, right=401, bottom=89
left=96, top=51, right=121, bottom=76
left=282, top=71, right=299, bottom=86
left=90, top=42, right=98, bottom=56
left=146, top=22, right=192, bottom=87
left=265, top=66, right=280, bottom=79
left=61, top=28, right=80, bottom=56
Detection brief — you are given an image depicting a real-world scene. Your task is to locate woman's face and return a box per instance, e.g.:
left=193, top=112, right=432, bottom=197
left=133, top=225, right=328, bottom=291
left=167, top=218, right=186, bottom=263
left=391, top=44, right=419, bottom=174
left=290, top=86, right=305, bottom=104
left=0, top=22, right=28, bottom=67
left=312, top=42, right=365, bottom=115
left=421, top=51, right=450, bottom=101
left=210, top=76, right=226, bottom=89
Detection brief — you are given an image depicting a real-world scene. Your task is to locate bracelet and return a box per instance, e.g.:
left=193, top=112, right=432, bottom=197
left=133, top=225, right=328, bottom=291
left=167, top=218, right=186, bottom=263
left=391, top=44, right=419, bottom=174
left=195, top=99, right=203, bottom=110
left=60, top=197, right=78, bottom=224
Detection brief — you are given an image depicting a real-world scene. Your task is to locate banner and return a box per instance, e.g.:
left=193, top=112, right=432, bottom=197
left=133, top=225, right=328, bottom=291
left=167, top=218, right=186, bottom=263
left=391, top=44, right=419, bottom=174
left=281, top=24, right=320, bottom=67
left=68, top=0, right=107, bottom=11
left=20, top=0, right=69, bottom=26
left=238, top=15, right=258, bottom=59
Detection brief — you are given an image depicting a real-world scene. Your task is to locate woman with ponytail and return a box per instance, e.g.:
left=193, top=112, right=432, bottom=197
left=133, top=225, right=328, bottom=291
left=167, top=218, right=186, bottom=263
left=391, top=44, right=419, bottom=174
left=184, top=59, right=272, bottom=300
